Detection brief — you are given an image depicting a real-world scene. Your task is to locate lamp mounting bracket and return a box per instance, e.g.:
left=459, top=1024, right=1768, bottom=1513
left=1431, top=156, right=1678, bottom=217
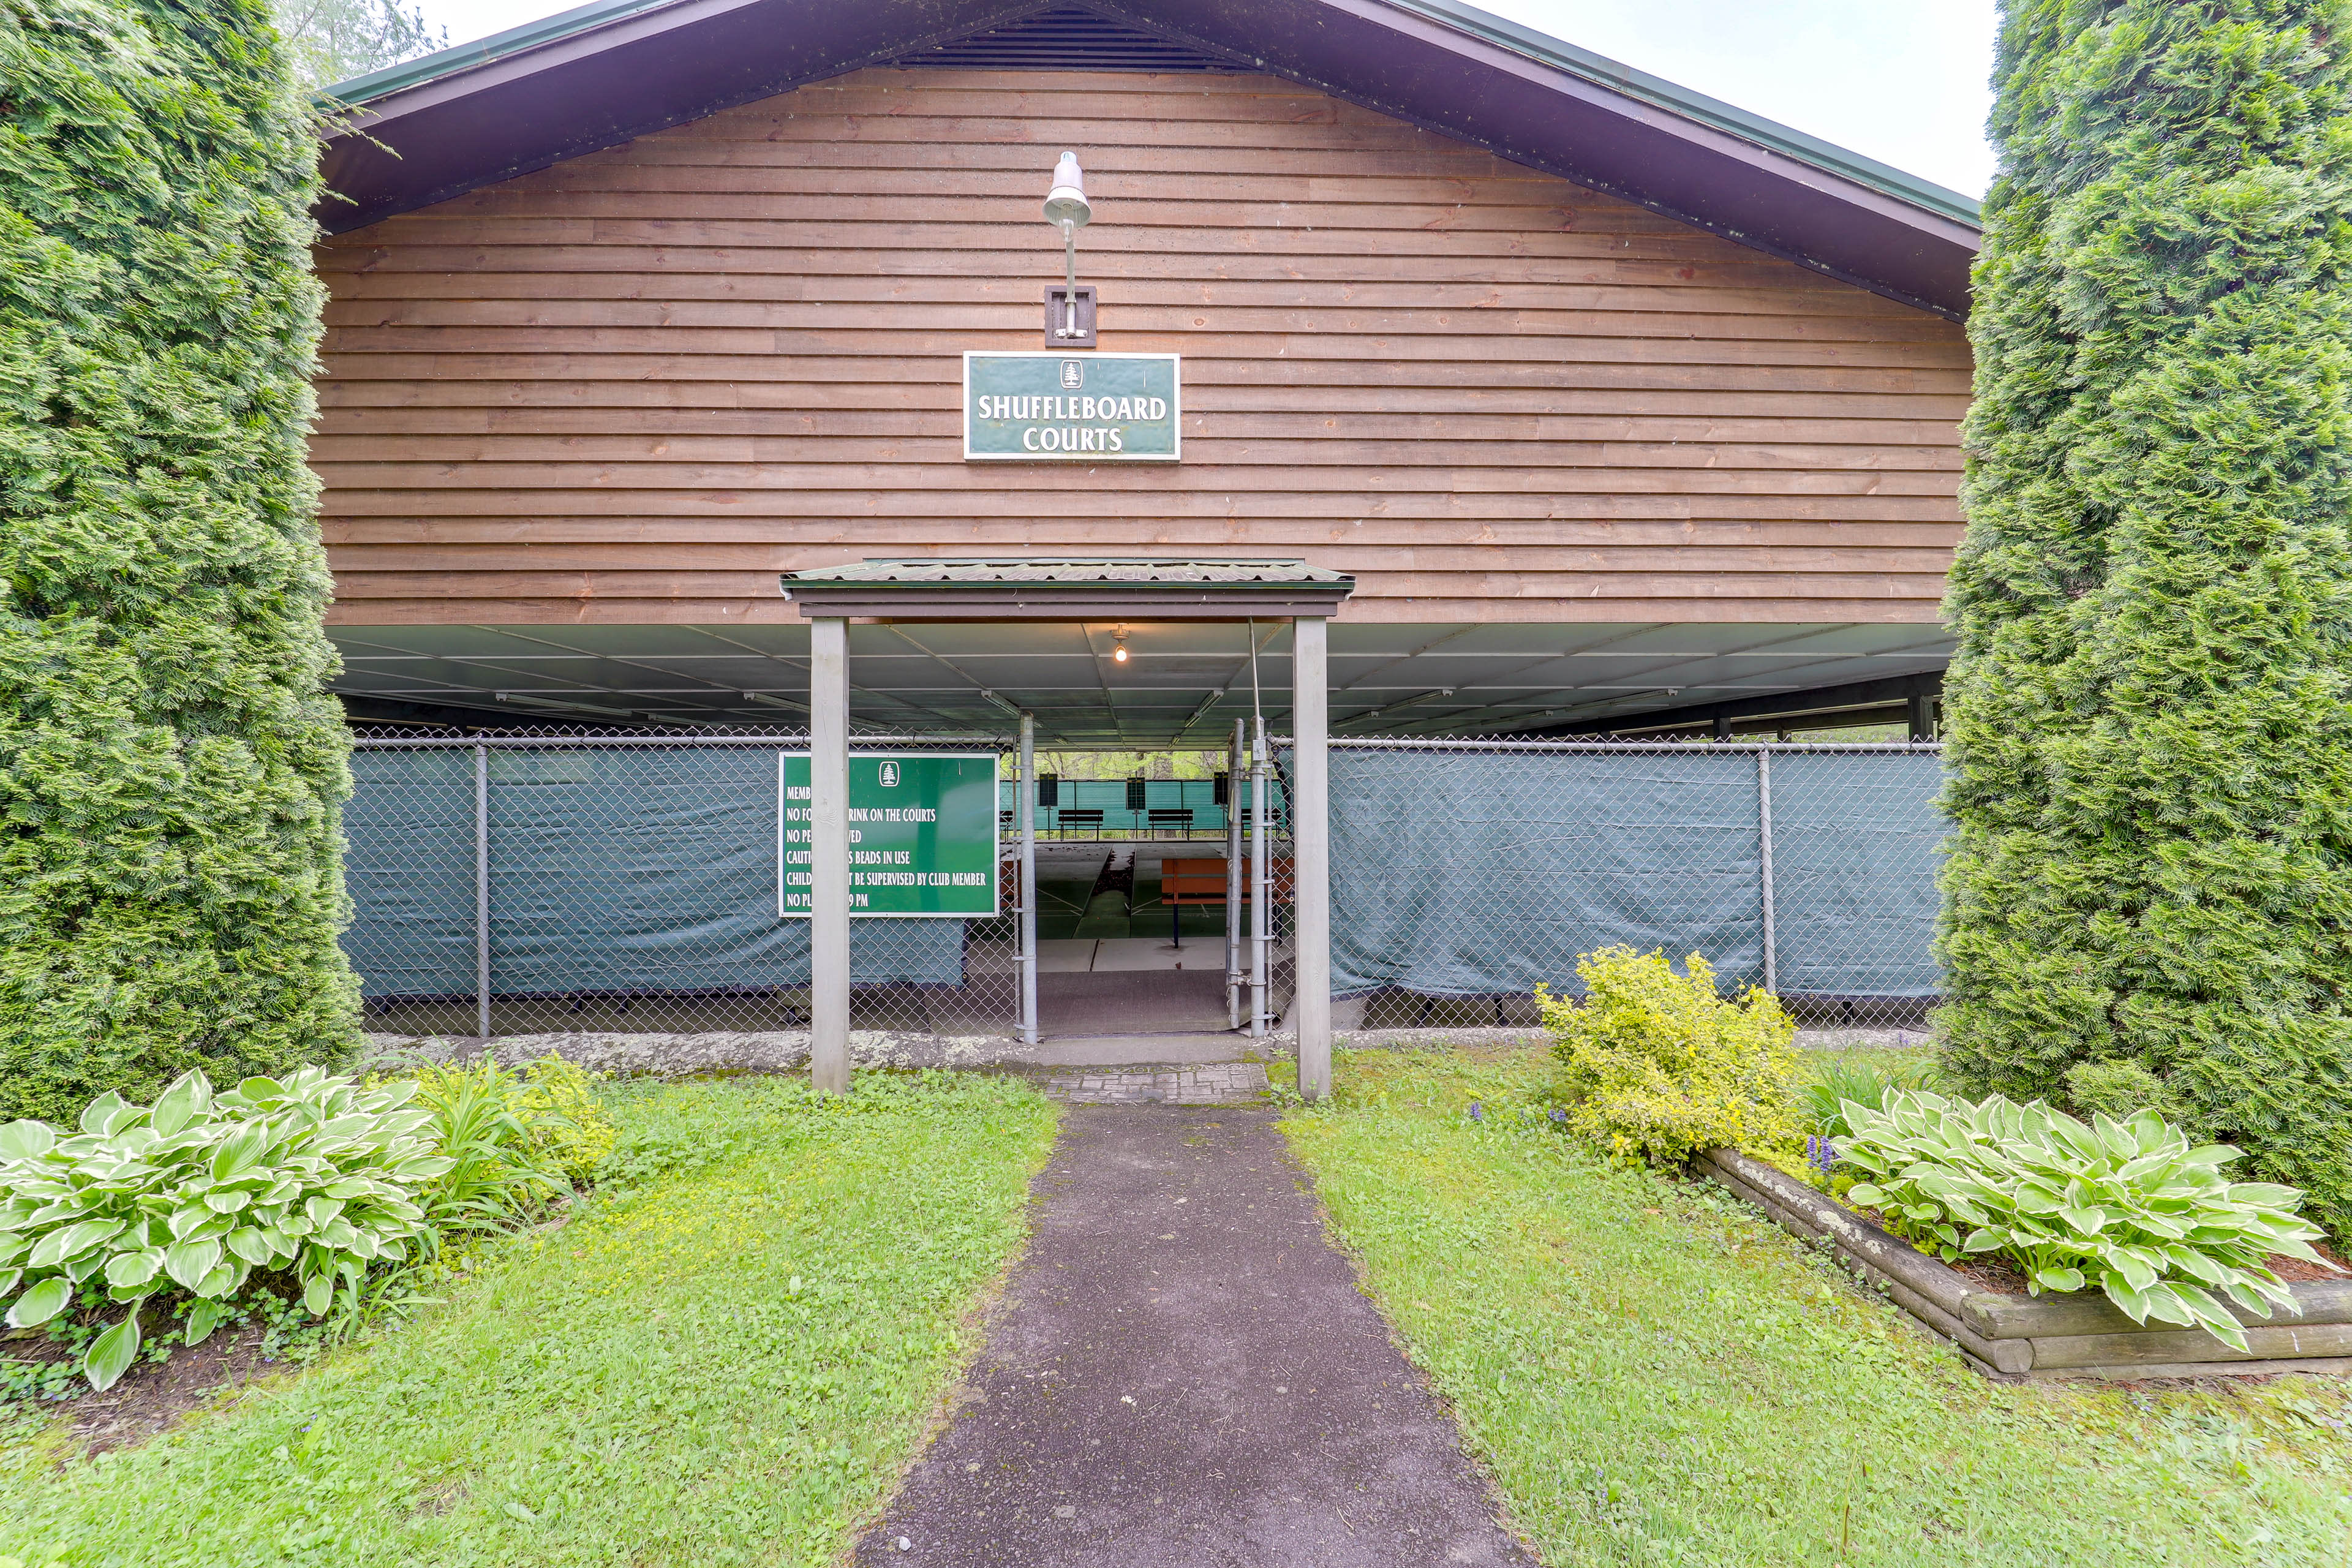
left=1045, top=284, right=1098, bottom=348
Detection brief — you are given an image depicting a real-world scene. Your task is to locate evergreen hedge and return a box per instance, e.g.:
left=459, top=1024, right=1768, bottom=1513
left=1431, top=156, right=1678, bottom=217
left=1941, top=2, right=2352, bottom=1234
left=0, top=0, right=359, bottom=1121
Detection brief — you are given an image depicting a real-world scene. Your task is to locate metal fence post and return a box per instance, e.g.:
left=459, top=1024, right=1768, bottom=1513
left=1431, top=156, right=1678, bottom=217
left=1249, top=714, right=1270, bottom=1038
left=473, top=741, right=490, bottom=1040
left=1018, top=712, right=1038, bottom=1046
left=1226, top=718, right=1244, bottom=1030
left=1758, top=747, right=1777, bottom=995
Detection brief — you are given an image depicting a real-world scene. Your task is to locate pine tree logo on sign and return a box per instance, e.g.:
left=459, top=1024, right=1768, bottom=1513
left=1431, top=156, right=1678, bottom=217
left=1060, top=360, right=1084, bottom=388
left=878, top=761, right=900, bottom=788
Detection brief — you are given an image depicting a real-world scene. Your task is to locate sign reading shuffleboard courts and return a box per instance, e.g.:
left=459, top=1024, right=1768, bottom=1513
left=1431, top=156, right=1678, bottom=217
left=963, top=352, right=1180, bottom=461
left=778, top=753, right=1000, bottom=918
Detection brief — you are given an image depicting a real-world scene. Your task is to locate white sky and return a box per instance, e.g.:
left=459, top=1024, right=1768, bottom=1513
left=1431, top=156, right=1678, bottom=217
left=410, top=0, right=1999, bottom=198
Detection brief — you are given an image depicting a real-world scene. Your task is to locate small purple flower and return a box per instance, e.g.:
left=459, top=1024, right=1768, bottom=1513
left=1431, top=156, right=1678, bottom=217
left=1806, top=1134, right=1840, bottom=1178
left=1548, top=1108, right=1568, bottom=1124
left=1468, top=1102, right=1484, bottom=1121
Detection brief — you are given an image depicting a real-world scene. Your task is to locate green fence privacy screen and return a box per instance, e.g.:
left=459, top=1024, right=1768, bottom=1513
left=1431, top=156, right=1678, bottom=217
left=343, top=738, right=1944, bottom=1032
left=1319, top=742, right=1946, bottom=1015
left=1768, top=751, right=1947, bottom=1000
left=344, top=745, right=965, bottom=1004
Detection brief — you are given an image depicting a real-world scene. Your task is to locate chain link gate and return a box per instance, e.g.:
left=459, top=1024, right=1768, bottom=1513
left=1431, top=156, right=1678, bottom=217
left=341, top=727, right=1021, bottom=1046
left=1313, top=737, right=1947, bottom=1035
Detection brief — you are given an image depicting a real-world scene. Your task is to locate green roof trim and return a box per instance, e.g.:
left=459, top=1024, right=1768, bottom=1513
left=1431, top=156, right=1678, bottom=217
left=1384, top=0, right=1981, bottom=227
left=315, top=0, right=1980, bottom=230
left=316, top=0, right=690, bottom=107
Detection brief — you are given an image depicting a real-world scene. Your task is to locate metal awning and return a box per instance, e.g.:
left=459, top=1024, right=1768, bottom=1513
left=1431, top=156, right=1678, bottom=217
left=330, top=619, right=1954, bottom=741
left=779, top=558, right=1356, bottom=621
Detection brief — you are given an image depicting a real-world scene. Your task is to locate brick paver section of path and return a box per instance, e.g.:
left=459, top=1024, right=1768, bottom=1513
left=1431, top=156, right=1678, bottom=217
left=852, top=1106, right=1532, bottom=1566
left=1039, top=1063, right=1271, bottom=1104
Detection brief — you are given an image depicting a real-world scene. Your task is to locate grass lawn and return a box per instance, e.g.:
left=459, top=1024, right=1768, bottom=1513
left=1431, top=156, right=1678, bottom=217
left=0, top=1071, right=1057, bottom=1568
left=1282, top=1046, right=2352, bottom=1567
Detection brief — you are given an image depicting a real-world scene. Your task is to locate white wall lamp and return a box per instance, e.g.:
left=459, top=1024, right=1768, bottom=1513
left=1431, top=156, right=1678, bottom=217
left=1112, top=625, right=1129, bottom=663
left=1043, top=150, right=1096, bottom=348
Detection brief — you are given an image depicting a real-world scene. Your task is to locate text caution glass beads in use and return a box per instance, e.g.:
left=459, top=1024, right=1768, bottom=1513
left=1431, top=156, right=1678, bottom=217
left=963, top=352, right=1180, bottom=461
left=780, top=752, right=1001, bottom=917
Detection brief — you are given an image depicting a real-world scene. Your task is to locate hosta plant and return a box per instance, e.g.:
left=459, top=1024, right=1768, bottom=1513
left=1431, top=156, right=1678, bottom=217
left=0, top=1069, right=453, bottom=1390
left=1839, top=1092, right=2342, bottom=1352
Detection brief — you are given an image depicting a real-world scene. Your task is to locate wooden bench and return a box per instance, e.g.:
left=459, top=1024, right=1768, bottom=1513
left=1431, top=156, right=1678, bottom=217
left=1163, top=858, right=1293, bottom=905
left=1161, top=859, right=1231, bottom=907
left=1146, top=807, right=1194, bottom=837
left=1055, top=809, right=1105, bottom=838
left=1160, top=856, right=1291, bottom=948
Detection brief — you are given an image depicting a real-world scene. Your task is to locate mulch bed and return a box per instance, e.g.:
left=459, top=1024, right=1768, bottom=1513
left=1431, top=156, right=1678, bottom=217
left=6, top=1327, right=294, bottom=1457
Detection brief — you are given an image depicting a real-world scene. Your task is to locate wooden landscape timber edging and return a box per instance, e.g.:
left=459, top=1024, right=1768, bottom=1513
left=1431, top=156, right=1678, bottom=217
left=1695, top=1147, right=2352, bottom=1382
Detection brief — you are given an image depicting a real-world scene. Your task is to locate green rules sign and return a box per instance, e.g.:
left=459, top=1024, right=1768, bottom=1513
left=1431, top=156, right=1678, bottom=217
left=963, top=352, right=1180, bottom=461
left=778, top=753, right=1001, bottom=917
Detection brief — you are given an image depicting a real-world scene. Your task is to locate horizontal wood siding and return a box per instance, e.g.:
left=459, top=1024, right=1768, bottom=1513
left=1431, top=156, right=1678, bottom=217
left=314, top=68, right=1971, bottom=625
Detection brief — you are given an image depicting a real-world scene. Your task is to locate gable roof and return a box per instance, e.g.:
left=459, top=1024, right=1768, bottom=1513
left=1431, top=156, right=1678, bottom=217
left=316, top=0, right=1980, bottom=317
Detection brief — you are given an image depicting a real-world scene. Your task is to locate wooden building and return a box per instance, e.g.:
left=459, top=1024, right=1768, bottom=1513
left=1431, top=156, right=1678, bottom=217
left=313, top=0, right=1977, bottom=742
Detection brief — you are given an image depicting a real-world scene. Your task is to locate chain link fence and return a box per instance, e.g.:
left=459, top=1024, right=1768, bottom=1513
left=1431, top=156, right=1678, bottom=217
left=342, top=726, right=1020, bottom=1046
left=1312, top=737, right=1946, bottom=1035
left=339, top=726, right=1943, bottom=1050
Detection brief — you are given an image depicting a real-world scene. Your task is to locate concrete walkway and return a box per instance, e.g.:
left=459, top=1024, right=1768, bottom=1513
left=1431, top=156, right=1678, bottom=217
left=853, top=1106, right=1532, bottom=1566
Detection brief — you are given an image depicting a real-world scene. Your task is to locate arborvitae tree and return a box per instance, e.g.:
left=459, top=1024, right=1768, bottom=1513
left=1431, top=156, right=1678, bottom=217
left=0, top=0, right=360, bottom=1120
left=1941, top=1, right=2352, bottom=1232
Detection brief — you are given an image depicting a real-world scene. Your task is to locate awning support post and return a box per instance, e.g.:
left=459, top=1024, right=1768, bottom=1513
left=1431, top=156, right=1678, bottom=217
left=810, top=616, right=851, bottom=1095
left=1018, top=711, right=1039, bottom=1046
left=1292, top=616, right=1332, bottom=1101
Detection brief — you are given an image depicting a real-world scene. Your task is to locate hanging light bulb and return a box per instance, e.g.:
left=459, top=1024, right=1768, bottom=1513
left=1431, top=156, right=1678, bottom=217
left=1112, top=627, right=1129, bottom=663
left=1042, top=151, right=1091, bottom=230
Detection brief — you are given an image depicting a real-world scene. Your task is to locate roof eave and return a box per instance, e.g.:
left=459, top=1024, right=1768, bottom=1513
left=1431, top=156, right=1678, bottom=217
left=1087, top=0, right=1976, bottom=316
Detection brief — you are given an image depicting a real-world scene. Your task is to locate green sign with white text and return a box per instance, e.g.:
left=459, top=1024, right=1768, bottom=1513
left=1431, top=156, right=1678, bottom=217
left=778, top=753, right=1000, bottom=918
left=963, top=352, right=1180, bottom=461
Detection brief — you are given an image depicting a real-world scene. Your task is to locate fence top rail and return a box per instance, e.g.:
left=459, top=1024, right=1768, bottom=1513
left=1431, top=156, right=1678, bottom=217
left=350, top=731, right=1009, bottom=750
left=1306, top=736, right=1946, bottom=755
left=347, top=732, right=1940, bottom=755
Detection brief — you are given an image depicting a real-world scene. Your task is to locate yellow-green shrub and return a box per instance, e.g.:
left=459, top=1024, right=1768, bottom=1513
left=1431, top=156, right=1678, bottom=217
left=1539, top=946, right=1799, bottom=1167
left=515, top=1056, right=617, bottom=1183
